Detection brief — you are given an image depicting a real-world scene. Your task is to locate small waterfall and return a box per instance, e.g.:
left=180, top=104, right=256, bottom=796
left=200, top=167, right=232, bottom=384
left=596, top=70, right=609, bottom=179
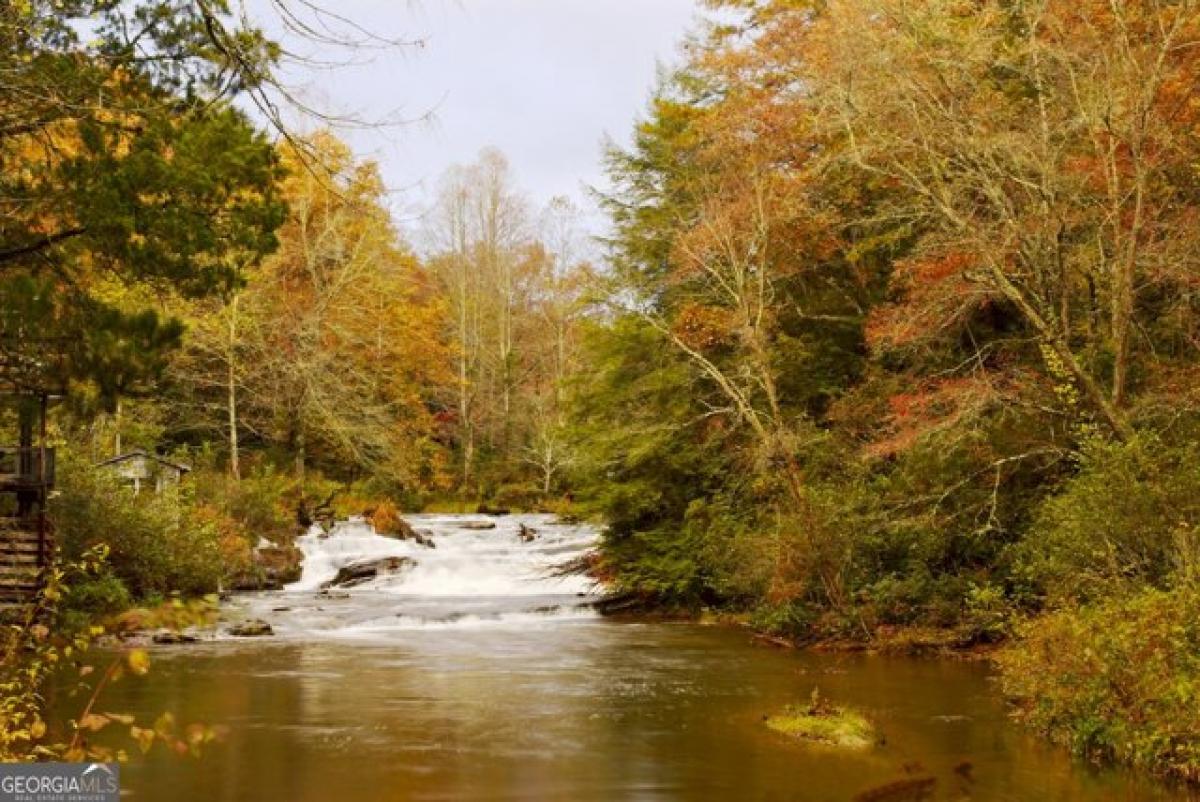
left=239, top=514, right=603, bottom=638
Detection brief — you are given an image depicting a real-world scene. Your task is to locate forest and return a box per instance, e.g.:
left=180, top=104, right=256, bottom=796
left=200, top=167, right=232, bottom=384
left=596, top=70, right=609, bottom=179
left=3, top=0, right=1200, bottom=792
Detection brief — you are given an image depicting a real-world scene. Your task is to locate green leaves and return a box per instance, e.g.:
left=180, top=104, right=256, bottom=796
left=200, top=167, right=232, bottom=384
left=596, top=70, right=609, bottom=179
left=0, top=0, right=285, bottom=397
left=63, top=107, right=285, bottom=298
left=997, top=587, right=1200, bottom=783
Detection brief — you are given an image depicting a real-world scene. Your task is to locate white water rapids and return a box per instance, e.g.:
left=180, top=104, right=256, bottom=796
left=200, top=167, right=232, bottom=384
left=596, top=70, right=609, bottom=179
left=235, top=514, right=604, bottom=638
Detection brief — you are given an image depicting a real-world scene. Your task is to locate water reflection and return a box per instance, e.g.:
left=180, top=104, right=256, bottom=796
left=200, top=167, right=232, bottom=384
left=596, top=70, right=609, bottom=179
left=84, top=623, right=1196, bottom=802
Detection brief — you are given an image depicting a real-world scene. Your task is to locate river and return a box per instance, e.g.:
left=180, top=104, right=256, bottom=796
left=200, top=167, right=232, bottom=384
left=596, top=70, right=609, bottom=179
left=85, top=514, right=1198, bottom=801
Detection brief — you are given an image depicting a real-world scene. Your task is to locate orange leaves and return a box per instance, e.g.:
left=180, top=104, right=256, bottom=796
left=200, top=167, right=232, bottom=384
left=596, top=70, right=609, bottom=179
left=672, top=303, right=736, bottom=351
left=234, top=131, right=454, bottom=479
left=366, top=499, right=404, bottom=537
left=900, top=251, right=973, bottom=285
left=190, top=503, right=254, bottom=577
left=865, top=251, right=986, bottom=351
left=866, top=375, right=1006, bottom=458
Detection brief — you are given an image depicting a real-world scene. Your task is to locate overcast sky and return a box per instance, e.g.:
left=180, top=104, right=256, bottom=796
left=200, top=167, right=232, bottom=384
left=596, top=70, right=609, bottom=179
left=244, top=1, right=702, bottom=233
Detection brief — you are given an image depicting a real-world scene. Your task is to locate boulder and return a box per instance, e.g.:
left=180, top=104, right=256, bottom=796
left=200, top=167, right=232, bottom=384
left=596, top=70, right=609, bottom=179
left=459, top=520, right=497, bottom=531
left=371, top=510, right=436, bottom=548
left=592, top=592, right=645, bottom=616
left=322, top=556, right=416, bottom=589
left=517, top=523, right=537, bottom=543
left=152, top=629, right=199, bottom=645
left=296, top=491, right=338, bottom=533
left=230, top=544, right=303, bottom=591
left=228, top=619, right=274, bottom=637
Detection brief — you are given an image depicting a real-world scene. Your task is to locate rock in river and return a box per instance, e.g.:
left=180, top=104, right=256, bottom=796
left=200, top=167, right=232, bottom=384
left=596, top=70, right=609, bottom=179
left=459, top=520, right=497, bottom=531
left=228, top=619, right=274, bottom=638
left=372, top=510, right=436, bottom=548
left=322, top=556, right=416, bottom=589
left=229, top=544, right=304, bottom=591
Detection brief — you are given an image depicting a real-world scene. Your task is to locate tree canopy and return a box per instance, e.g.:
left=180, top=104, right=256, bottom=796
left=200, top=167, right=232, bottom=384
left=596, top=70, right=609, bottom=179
left=0, top=0, right=285, bottom=397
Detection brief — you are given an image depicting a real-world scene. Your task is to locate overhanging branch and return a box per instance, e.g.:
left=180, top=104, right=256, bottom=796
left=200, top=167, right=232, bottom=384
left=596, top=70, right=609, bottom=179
left=0, top=228, right=86, bottom=266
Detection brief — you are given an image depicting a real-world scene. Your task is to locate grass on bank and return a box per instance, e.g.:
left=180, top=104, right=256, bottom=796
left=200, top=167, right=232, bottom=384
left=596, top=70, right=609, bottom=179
left=996, top=587, right=1200, bottom=785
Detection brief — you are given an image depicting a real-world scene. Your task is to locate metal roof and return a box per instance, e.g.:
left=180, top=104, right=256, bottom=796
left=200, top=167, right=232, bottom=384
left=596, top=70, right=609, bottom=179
left=95, top=449, right=192, bottom=473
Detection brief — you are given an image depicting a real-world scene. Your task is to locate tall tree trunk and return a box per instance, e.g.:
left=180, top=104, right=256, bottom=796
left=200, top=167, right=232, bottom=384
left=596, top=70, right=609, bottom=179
left=113, top=398, right=122, bottom=456
left=458, top=270, right=473, bottom=489
left=988, top=263, right=1132, bottom=440
left=227, top=294, right=241, bottom=481
left=294, top=428, right=306, bottom=485
left=1111, top=177, right=1145, bottom=410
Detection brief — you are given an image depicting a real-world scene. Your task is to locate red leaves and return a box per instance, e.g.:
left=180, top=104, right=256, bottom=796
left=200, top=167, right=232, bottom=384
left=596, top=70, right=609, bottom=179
left=904, top=251, right=974, bottom=285
left=866, top=375, right=1007, bottom=458
left=865, top=250, right=987, bottom=351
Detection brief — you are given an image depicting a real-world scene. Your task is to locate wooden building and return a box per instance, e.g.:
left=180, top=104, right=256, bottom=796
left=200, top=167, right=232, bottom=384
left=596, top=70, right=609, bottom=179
left=96, top=449, right=191, bottom=494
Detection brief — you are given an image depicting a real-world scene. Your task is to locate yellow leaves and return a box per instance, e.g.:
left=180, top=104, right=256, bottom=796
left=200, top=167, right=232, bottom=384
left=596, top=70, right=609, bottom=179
left=126, top=649, right=151, bottom=676
left=154, top=712, right=176, bottom=739
left=29, top=719, right=46, bottom=740
left=184, top=723, right=207, bottom=746
left=130, top=725, right=155, bottom=755
left=112, top=607, right=151, bottom=633
left=78, top=713, right=111, bottom=732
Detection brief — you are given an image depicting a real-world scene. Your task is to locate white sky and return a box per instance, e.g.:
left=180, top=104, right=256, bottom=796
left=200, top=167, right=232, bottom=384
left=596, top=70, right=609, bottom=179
left=244, top=0, right=703, bottom=234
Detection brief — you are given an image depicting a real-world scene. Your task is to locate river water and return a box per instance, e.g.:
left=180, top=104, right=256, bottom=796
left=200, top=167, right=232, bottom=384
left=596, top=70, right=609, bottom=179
left=85, top=515, right=1197, bottom=801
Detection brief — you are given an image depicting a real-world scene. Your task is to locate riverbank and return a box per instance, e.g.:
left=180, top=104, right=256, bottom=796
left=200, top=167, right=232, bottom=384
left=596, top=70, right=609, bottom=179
left=615, top=594, right=1200, bottom=789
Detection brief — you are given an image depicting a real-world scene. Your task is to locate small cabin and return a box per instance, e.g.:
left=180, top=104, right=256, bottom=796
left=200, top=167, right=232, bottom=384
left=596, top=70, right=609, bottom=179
left=96, top=449, right=191, bottom=494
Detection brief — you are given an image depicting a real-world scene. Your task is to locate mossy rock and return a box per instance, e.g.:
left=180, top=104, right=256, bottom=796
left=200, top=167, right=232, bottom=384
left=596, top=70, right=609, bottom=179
left=765, top=693, right=875, bottom=749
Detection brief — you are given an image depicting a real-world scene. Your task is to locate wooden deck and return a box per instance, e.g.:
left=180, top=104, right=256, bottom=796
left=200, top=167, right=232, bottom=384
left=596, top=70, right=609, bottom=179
left=0, top=446, right=55, bottom=491
left=0, top=388, right=58, bottom=610
left=0, top=447, right=53, bottom=608
left=0, top=526, right=44, bottom=605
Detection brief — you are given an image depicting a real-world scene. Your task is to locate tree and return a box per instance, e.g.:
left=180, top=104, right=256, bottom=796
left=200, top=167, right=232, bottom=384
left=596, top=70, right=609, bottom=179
left=0, top=0, right=285, bottom=397
left=574, top=0, right=1200, bottom=631
left=811, top=0, right=1200, bottom=438
left=219, top=132, right=450, bottom=487
left=517, top=199, right=589, bottom=494
left=424, top=150, right=531, bottom=492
